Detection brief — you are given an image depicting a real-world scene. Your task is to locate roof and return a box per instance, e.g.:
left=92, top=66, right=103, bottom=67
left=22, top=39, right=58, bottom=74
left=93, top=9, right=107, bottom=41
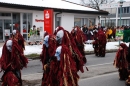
left=0, top=0, right=108, bottom=15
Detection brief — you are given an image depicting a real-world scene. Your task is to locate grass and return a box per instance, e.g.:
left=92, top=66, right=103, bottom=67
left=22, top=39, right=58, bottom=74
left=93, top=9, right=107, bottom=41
left=25, top=53, right=40, bottom=60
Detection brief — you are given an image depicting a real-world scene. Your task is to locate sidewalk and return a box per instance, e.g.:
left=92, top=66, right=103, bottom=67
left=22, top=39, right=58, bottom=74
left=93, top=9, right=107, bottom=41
left=0, top=42, right=4, bottom=47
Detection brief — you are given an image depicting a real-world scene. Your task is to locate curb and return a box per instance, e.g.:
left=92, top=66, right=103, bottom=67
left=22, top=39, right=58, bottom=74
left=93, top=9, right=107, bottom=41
left=85, top=49, right=118, bottom=55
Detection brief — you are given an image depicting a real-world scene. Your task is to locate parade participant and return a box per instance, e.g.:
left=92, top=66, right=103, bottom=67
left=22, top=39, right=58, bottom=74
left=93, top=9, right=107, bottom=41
left=113, top=43, right=129, bottom=80
left=47, top=45, right=79, bottom=86
left=126, top=43, right=130, bottom=85
left=93, top=25, right=99, bottom=50
left=98, top=29, right=107, bottom=57
left=40, top=34, right=57, bottom=86
left=71, top=26, right=87, bottom=63
left=12, top=30, right=25, bottom=53
left=93, top=29, right=107, bottom=57
left=54, top=26, right=64, bottom=35
left=55, top=27, right=88, bottom=73
left=0, top=39, right=28, bottom=86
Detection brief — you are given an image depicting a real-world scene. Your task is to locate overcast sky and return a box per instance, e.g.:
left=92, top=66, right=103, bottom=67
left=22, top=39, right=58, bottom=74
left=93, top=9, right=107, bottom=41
left=67, top=0, right=130, bottom=4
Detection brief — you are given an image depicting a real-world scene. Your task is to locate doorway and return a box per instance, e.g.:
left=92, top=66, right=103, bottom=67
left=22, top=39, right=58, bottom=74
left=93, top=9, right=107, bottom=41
left=0, top=19, right=12, bottom=42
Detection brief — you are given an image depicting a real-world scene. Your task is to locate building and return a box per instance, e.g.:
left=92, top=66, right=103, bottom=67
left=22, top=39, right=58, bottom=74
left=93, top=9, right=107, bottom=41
left=100, top=1, right=130, bottom=27
left=0, top=0, right=108, bottom=41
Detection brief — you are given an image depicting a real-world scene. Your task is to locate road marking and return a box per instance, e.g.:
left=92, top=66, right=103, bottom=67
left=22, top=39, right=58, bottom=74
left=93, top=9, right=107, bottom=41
left=23, top=73, right=42, bottom=77
left=79, top=72, right=118, bottom=81
left=87, top=62, right=113, bottom=67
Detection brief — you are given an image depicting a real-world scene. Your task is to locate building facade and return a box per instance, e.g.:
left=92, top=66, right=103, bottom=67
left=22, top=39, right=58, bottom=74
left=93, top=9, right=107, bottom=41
left=100, top=1, right=130, bottom=27
left=0, top=0, right=108, bottom=42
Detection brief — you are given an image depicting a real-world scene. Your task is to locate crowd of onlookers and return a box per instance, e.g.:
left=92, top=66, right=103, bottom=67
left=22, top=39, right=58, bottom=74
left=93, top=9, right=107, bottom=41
left=79, top=23, right=129, bottom=42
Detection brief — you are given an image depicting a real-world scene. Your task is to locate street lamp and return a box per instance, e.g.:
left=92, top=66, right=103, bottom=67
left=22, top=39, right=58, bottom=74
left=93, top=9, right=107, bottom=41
left=118, top=0, right=125, bottom=45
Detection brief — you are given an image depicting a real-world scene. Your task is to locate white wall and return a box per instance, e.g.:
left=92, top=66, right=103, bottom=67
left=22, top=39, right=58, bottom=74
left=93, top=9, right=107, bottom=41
left=61, top=13, right=74, bottom=32
left=32, top=11, right=44, bottom=37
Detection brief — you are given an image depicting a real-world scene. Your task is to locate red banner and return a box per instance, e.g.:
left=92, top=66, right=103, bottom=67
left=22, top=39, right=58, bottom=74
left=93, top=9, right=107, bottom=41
left=44, top=9, right=54, bottom=34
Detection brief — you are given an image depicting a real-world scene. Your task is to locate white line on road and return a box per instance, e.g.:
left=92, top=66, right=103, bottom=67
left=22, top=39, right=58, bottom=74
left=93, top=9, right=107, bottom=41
left=79, top=72, right=118, bottom=81
left=87, top=62, right=113, bottom=67
left=23, top=73, right=42, bottom=77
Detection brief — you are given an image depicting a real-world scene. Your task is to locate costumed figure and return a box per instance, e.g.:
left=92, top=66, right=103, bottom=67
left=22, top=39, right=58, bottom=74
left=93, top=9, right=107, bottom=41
left=113, top=43, right=129, bottom=80
left=47, top=45, right=79, bottom=86
left=40, top=34, right=57, bottom=86
left=12, top=30, right=25, bottom=53
left=55, top=26, right=88, bottom=73
left=92, top=26, right=99, bottom=56
left=98, top=29, right=107, bottom=57
left=93, top=29, right=107, bottom=57
left=0, top=39, right=28, bottom=86
left=126, top=43, right=130, bottom=86
left=71, top=26, right=87, bottom=63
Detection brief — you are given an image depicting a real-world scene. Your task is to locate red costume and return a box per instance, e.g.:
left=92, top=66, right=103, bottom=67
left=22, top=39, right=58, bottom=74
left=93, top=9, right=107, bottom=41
left=40, top=34, right=57, bottom=86
left=11, top=30, right=25, bottom=53
left=55, top=27, right=87, bottom=73
left=46, top=45, right=79, bottom=86
left=93, top=29, right=107, bottom=57
left=0, top=39, right=28, bottom=86
left=126, top=43, right=130, bottom=85
left=71, top=26, right=87, bottom=63
left=114, top=43, right=129, bottom=80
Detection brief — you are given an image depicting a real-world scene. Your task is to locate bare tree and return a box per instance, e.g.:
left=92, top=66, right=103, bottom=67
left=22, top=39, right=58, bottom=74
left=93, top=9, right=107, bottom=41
left=81, top=0, right=115, bottom=10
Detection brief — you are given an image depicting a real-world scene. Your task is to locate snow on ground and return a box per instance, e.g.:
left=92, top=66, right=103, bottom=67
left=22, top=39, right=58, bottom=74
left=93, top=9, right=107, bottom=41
left=0, top=41, right=129, bottom=56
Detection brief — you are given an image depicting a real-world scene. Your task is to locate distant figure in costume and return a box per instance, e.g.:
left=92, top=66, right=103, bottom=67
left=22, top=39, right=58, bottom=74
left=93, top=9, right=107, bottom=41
left=113, top=43, right=129, bottom=80
left=40, top=34, right=57, bottom=86
left=98, top=30, right=107, bottom=57
left=93, top=29, right=107, bottom=57
left=71, top=26, right=87, bottom=63
left=0, top=39, right=28, bottom=86
left=11, top=30, right=25, bottom=53
left=126, top=43, right=130, bottom=85
left=47, top=45, right=79, bottom=86
left=55, top=26, right=88, bottom=73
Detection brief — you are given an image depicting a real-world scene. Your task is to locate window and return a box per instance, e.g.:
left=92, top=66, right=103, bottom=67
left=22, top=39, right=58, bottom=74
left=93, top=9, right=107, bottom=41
left=118, top=8, right=120, bottom=14
left=74, top=18, right=96, bottom=27
left=89, top=18, right=95, bottom=26
left=127, top=7, right=129, bottom=13
left=84, top=18, right=88, bottom=26
left=56, top=17, right=61, bottom=28
left=12, top=13, right=20, bottom=32
left=124, top=7, right=126, bottom=13
left=127, top=19, right=130, bottom=26
left=101, top=20, right=105, bottom=26
left=22, top=13, right=32, bottom=40
left=74, top=18, right=81, bottom=27
left=0, top=13, right=11, bottom=16
left=28, top=13, right=32, bottom=33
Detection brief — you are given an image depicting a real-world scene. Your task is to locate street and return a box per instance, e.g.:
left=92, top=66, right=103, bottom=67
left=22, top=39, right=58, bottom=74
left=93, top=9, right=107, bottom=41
left=22, top=52, right=116, bottom=75
left=0, top=52, right=120, bottom=85
left=79, top=73, right=126, bottom=86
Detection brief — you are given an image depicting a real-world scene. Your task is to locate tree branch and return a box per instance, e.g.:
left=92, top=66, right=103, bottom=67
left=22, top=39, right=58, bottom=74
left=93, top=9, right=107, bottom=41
left=81, top=0, right=115, bottom=10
